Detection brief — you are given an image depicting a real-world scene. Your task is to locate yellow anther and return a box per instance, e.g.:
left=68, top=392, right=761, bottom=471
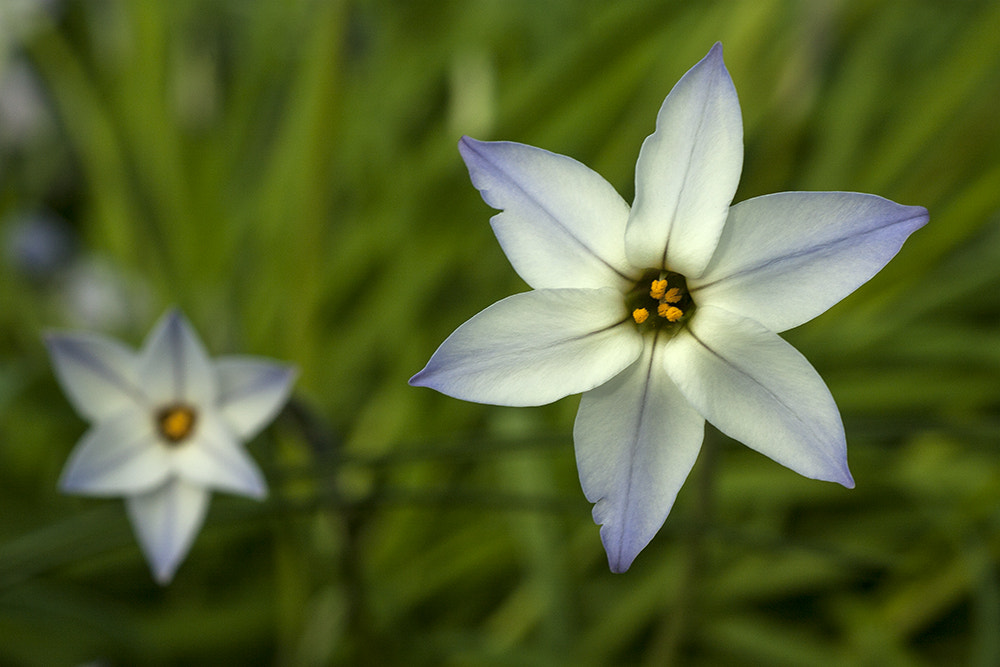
left=657, top=304, right=683, bottom=322
left=650, top=279, right=668, bottom=300
left=158, top=405, right=196, bottom=443
left=661, top=287, right=682, bottom=304
left=632, top=308, right=649, bottom=324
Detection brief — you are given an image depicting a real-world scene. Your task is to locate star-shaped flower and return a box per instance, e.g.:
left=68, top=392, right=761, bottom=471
left=46, top=308, right=296, bottom=583
left=410, top=44, right=928, bottom=572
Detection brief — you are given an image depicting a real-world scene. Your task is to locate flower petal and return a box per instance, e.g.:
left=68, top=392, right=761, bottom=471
left=172, top=411, right=267, bottom=498
left=459, top=137, right=635, bottom=291
left=695, top=192, right=929, bottom=332
left=410, top=288, right=643, bottom=407
left=663, top=305, right=853, bottom=487
left=574, top=335, right=705, bottom=572
left=126, top=478, right=210, bottom=584
left=45, top=332, right=143, bottom=421
left=138, top=309, right=217, bottom=406
left=215, top=357, right=296, bottom=440
left=626, top=43, right=743, bottom=278
left=59, top=410, right=170, bottom=495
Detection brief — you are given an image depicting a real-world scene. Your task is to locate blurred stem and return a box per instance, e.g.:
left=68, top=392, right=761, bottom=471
left=279, top=396, right=375, bottom=664
left=645, top=428, right=717, bottom=666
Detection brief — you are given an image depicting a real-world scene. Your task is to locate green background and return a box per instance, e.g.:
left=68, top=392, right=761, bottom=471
left=1, top=0, right=998, bottom=664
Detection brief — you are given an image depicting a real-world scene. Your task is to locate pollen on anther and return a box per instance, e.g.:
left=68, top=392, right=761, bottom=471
left=632, top=308, right=649, bottom=324
left=662, top=287, right=682, bottom=304
left=650, top=279, right=668, bottom=300
left=658, top=304, right=683, bottom=322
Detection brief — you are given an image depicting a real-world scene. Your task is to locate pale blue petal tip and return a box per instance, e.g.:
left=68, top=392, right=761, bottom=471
left=601, top=528, right=638, bottom=574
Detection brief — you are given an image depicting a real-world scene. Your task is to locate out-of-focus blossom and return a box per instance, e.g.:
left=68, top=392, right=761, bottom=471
left=47, top=309, right=296, bottom=583
left=56, top=256, right=152, bottom=331
left=0, top=60, right=53, bottom=149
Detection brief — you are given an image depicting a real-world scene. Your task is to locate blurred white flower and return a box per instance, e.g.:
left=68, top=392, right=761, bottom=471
left=0, top=59, right=53, bottom=150
left=411, top=43, right=928, bottom=572
left=57, top=255, right=152, bottom=331
left=46, top=309, right=296, bottom=583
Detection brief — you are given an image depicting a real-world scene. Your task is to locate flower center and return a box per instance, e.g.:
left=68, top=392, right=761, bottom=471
left=156, top=404, right=197, bottom=445
left=626, top=269, right=695, bottom=332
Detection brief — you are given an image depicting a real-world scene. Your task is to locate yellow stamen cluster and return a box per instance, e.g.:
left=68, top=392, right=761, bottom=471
left=651, top=278, right=685, bottom=321
left=157, top=405, right=197, bottom=443
left=627, top=270, right=694, bottom=331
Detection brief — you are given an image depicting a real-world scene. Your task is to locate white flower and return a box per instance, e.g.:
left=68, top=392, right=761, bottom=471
left=410, top=44, right=928, bottom=572
left=46, top=308, right=296, bottom=583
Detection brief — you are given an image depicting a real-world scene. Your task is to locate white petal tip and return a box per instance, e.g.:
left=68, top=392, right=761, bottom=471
left=57, top=469, right=103, bottom=496
left=600, top=527, right=641, bottom=574
left=408, top=364, right=438, bottom=391
left=817, top=464, right=855, bottom=489
left=594, top=505, right=646, bottom=574
left=697, top=42, right=726, bottom=72
left=152, top=566, right=177, bottom=585
left=908, top=206, right=930, bottom=230
left=406, top=369, right=454, bottom=399
left=43, top=332, right=81, bottom=357
left=57, top=477, right=81, bottom=494
left=457, top=135, right=485, bottom=163
left=822, top=458, right=855, bottom=489
left=608, top=558, right=632, bottom=575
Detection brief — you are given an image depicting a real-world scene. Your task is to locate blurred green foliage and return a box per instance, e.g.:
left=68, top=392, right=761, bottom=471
left=0, top=0, right=998, bottom=664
